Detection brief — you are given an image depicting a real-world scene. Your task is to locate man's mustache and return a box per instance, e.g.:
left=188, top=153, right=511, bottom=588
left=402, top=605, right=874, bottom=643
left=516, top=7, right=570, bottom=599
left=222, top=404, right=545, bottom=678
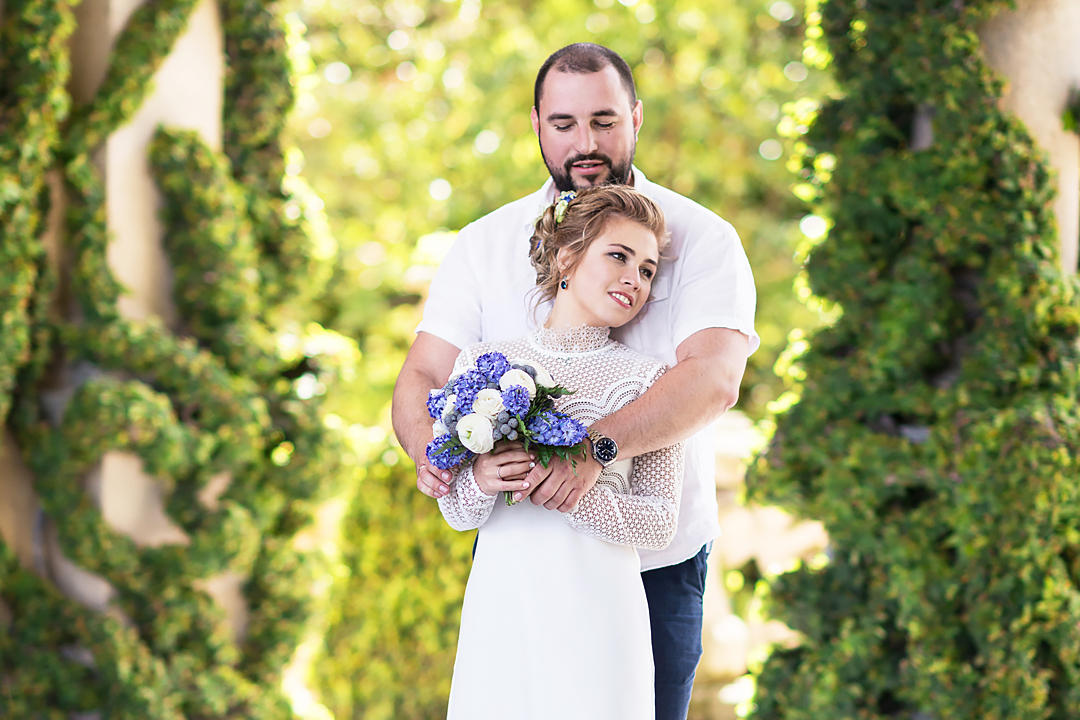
left=564, top=153, right=613, bottom=171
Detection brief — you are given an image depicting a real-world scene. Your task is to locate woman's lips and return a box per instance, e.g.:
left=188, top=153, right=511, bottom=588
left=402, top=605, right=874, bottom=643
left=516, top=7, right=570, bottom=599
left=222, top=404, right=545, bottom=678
left=609, top=291, right=633, bottom=308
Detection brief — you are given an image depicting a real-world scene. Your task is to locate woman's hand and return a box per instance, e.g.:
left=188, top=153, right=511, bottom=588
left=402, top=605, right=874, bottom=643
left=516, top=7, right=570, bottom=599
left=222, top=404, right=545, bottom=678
left=472, top=442, right=536, bottom=497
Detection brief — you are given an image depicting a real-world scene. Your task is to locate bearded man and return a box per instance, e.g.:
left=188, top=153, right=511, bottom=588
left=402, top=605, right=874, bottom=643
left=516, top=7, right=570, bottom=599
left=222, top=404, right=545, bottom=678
left=392, top=42, right=758, bottom=720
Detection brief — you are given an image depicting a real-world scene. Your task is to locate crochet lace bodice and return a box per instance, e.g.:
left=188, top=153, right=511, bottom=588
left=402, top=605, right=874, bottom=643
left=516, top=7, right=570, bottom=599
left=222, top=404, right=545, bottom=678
left=436, top=327, right=684, bottom=550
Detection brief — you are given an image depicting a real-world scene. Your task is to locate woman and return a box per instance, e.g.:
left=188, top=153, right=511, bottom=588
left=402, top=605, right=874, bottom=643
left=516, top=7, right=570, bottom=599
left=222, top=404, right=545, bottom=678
left=436, top=185, right=682, bottom=720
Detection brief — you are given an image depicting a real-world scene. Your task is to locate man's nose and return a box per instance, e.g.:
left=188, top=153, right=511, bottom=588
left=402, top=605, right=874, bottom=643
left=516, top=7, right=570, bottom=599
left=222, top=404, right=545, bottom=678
left=573, top=126, right=598, bottom=154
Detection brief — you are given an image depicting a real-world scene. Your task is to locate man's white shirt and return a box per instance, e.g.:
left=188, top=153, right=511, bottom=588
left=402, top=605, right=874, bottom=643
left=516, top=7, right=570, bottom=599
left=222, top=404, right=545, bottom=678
left=417, top=166, right=758, bottom=571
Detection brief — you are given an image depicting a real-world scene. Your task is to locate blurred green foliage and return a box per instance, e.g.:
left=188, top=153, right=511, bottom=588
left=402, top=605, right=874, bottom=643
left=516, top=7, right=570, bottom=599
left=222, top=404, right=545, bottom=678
left=291, top=0, right=829, bottom=422
left=316, top=435, right=474, bottom=719
left=288, top=0, right=829, bottom=717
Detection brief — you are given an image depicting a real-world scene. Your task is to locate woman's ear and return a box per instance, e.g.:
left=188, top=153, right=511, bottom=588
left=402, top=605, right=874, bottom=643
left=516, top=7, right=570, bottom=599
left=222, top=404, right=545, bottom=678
left=554, top=246, right=570, bottom=276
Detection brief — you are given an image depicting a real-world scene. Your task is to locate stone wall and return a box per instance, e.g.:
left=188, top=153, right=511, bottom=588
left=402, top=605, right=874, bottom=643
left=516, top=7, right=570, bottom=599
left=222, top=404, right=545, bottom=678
left=981, top=0, right=1080, bottom=273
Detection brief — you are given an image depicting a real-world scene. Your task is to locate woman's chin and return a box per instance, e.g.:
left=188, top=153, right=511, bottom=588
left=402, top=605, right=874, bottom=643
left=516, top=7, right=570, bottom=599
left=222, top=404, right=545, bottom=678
left=606, top=310, right=643, bottom=329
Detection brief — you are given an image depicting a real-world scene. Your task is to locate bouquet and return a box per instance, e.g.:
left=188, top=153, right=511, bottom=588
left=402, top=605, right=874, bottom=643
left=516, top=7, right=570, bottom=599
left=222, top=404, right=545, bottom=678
left=425, top=351, right=588, bottom=504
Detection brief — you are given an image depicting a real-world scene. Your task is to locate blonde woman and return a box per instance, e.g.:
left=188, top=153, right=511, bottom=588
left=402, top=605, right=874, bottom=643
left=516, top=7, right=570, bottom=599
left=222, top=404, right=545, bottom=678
left=436, top=186, right=683, bottom=720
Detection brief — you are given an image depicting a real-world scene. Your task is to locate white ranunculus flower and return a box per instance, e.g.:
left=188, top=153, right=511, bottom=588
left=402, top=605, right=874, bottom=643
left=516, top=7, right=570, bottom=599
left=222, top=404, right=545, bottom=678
left=457, top=413, right=495, bottom=454
left=432, top=420, right=448, bottom=437
left=472, top=388, right=505, bottom=419
left=499, top=369, right=536, bottom=399
left=529, top=361, right=556, bottom=389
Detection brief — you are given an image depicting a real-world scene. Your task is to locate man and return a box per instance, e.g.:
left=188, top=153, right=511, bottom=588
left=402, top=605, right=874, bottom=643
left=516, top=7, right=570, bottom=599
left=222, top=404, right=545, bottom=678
left=392, top=43, right=758, bottom=720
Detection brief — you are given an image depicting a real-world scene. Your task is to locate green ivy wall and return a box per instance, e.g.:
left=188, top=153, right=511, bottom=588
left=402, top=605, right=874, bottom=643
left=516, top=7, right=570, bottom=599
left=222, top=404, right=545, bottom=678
left=748, top=1, right=1080, bottom=718
left=0, top=1, right=351, bottom=716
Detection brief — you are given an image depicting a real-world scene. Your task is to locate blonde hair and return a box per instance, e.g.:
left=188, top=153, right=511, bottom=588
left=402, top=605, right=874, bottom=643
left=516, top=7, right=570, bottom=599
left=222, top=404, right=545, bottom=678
left=527, top=185, right=668, bottom=307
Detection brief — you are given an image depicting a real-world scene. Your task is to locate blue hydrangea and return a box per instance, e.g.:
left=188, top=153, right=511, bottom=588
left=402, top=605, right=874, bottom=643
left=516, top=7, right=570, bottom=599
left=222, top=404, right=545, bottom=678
left=453, top=369, right=487, bottom=413
left=501, top=385, right=531, bottom=417
left=525, top=411, right=587, bottom=447
left=476, top=352, right=512, bottom=383
left=426, top=434, right=473, bottom=470
left=426, top=390, right=447, bottom=420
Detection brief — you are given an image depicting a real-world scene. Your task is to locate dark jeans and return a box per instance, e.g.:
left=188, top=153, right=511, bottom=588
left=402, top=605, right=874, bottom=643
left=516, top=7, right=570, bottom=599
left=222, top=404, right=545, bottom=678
left=641, top=543, right=710, bottom=720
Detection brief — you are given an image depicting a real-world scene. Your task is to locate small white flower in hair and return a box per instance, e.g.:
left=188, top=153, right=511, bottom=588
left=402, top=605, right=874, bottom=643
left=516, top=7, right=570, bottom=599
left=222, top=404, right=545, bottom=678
left=553, top=190, right=577, bottom=225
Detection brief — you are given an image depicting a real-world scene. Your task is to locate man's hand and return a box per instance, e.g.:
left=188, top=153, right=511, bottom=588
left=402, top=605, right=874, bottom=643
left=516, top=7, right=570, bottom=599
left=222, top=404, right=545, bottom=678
left=517, top=454, right=602, bottom=512
left=415, top=462, right=451, bottom=499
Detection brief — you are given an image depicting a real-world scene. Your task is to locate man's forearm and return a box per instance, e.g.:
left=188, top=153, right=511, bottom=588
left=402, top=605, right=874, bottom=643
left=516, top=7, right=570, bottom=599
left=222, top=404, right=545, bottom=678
left=589, top=328, right=748, bottom=458
left=392, top=333, right=461, bottom=464
left=391, top=366, right=442, bottom=462
left=588, top=358, right=735, bottom=457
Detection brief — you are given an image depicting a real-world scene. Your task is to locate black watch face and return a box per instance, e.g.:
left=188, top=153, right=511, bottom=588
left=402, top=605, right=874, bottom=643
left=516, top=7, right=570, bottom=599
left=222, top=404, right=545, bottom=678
left=594, top=437, right=618, bottom=464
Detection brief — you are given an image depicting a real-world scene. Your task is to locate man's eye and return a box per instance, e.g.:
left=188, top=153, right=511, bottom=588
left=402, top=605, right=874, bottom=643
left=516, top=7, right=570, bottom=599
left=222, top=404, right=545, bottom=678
left=554, top=124, right=572, bottom=131
left=595, top=121, right=615, bottom=129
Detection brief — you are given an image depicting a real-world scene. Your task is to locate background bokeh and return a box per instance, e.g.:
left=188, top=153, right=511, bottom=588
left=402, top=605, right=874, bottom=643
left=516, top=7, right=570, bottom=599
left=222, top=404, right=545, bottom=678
left=283, top=0, right=829, bottom=716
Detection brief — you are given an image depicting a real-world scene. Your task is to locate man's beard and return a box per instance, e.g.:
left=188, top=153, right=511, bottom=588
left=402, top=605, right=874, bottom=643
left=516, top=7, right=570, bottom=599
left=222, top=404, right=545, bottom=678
left=539, top=140, right=635, bottom=192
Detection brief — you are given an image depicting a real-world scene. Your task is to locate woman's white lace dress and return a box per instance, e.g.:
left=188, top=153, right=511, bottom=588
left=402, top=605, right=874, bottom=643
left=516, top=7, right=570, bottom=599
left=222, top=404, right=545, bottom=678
left=437, top=326, right=684, bottom=720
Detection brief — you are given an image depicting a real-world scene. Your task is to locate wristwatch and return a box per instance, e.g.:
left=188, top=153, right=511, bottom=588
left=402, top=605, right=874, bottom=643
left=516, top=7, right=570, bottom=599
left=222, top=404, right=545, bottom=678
left=586, top=429, right=619, bottom=467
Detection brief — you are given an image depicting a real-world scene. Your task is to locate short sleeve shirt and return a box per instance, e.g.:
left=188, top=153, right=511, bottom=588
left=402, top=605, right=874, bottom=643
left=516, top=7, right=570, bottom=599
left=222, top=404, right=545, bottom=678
left=416, top=167, right=758, bottom=571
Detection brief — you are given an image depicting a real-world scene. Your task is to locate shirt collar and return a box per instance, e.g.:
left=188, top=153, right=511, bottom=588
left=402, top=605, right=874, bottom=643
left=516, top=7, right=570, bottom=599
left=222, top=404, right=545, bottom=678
left=534, top=165, right=651, bottom=210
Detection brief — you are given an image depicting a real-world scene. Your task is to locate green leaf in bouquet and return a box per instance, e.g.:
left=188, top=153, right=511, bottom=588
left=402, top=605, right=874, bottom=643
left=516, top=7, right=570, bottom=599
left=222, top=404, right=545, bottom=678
left=536, top=445, right=556, bottom=467
left=554, top=443, right=588, bottom=470
left=541, top=384, right=575, bottom=399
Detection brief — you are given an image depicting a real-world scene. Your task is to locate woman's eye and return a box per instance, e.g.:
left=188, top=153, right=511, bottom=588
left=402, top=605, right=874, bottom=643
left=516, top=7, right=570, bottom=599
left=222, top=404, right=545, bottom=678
left=641, top=268, right=654, bottom=280
left=609, top=252, right=626, bottom=262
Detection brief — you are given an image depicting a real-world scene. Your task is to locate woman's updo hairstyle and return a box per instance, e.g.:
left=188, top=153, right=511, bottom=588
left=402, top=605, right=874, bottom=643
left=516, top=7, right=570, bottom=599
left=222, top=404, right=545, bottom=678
left=528, top=185, right=668, bottom=306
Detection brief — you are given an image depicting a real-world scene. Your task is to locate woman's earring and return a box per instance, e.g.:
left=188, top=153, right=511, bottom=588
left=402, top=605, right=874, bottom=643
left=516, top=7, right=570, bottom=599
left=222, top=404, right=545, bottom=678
left=559, top=278, right=568, bottom=290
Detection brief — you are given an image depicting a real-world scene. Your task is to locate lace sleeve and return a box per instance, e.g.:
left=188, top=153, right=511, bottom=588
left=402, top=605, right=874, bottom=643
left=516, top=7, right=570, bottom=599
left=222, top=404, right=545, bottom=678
left=437, top=463, right=498, bottom=531
left=564, top=441, right=684, bottom=550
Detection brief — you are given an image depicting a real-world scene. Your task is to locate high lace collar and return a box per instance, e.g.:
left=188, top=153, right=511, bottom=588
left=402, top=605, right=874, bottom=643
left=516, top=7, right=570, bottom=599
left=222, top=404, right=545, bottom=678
left=532, top=325, right=612, bottom=353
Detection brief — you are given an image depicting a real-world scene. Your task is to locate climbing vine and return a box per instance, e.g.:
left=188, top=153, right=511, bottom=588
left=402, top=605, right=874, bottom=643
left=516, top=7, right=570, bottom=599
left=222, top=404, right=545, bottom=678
left=0, top=0, right=348, bottom=716
left=748, top=1, right=1080, bottom=718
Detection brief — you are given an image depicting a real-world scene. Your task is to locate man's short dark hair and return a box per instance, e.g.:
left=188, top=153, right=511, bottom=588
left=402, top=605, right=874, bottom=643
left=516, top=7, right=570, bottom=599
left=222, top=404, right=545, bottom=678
left=533, top=43, right=637, bottom=111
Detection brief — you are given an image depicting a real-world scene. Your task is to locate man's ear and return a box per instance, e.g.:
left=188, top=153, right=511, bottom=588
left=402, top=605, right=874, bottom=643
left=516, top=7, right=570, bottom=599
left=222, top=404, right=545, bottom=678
left=531, top=106, right=541, bottom=136
left=632, top=99, right=643, bottom=138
